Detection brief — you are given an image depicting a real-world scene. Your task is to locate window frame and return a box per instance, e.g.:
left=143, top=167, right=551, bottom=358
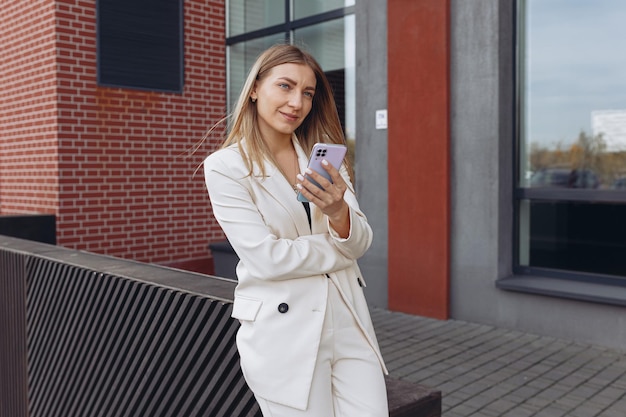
left=225, top=2, right=355, bottom=115
left=500, top=0, right=626, bottom=305
left=226, top=2, right=354, bottom=46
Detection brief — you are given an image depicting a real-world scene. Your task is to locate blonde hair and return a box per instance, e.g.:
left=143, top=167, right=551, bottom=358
left=223, top=44, right=351, bottom=179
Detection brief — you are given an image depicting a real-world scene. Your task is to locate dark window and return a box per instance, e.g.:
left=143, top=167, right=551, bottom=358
left=97, top=0, right=184, bottom=92
left=526, top=200, right=626, bottom=276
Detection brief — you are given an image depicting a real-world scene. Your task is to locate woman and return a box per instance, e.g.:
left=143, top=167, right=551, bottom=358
left=204, top=44, right=388, bottom=417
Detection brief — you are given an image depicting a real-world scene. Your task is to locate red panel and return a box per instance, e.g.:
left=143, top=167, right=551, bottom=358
left=387, top=0, right=450, bottom=319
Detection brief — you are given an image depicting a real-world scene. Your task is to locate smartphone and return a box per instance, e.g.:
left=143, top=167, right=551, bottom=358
left=297, top=143, right=347, bottom=202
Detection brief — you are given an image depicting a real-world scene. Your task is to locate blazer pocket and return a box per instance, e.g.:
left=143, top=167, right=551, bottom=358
left=232, top=296, right=263, bottom=322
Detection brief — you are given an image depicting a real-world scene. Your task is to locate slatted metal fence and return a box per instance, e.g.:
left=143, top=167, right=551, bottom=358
left=0, top=236, right=261, bottom=417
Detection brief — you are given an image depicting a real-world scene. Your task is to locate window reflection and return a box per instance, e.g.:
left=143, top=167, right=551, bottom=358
left=526, top=133, right=626, bottom=190
left=294, top=16, right=354, bottom=138
left=228, top=35, right=283, bottom=110
left=293, top=0, right=355, bottom=20
left=517, top=0, right=626, bottom=279
left=519, top=0, right=626, bottom=189
left=228, top=0, right=285, bottom=37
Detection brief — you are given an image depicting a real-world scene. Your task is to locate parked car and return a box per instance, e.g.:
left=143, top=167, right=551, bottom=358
left=530, top=168, right=600, bottom=189
left=611, top=177, right=626, bottom=189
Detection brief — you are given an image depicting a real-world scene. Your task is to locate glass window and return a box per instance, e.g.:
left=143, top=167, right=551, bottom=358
left=228, top=0, right=285, bottom=37
left=294, top=15, right=355, bottom=141
left=519, top=0, right=626, bottom=187
left=517, top=0, right=626, bottom=279
left=293, top=0, right=355, bottom=20
left=226, top=1, right=355, bottom=155
left=228, top=35, right=285, bottom=109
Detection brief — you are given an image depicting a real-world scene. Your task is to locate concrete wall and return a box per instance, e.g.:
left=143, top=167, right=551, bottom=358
left=449, top=0, right=626, bottom=350
left=355, top=0, right=389, bottom=308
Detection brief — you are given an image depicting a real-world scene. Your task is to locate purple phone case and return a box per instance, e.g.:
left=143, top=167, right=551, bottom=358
left=297, top=143, right=347, bottom=202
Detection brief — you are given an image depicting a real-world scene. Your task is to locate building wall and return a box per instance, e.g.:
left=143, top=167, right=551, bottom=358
left=449, top=0, right=626, bottom=350
left=357, top=0, right=626, bottom=349
left=357, top=0, right=450, bottom=318
left=7, top=0, right=625, bottom=350
left=0, top=1, right=59, bottom=215
left=449, top=0, right=513, bottom=321
left=387, top=0, right=450, bottom=319
left=1, top=0, right=226, bottom=273
left=355, top=0, right=389, bottom=308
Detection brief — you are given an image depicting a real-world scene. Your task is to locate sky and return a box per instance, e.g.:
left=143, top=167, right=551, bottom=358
left=523, top=0, right=626, bottom=148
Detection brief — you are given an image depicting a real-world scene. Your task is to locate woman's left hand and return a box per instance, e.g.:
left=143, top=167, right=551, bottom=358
left=296, top=160, right=350, bottom=237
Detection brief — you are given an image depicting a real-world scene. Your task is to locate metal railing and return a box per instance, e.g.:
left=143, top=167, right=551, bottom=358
left=0, top=235, right=260, bottom=417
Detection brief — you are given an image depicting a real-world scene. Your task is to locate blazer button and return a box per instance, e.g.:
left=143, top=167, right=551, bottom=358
left=278, top=303, right=289, bottom=314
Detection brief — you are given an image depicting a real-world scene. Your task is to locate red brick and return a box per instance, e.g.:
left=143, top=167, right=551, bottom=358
left=1, top=0, right=225, bottom=270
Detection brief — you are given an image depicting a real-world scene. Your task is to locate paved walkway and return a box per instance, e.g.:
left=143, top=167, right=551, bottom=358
left=370, top=308, right=626, bottom=417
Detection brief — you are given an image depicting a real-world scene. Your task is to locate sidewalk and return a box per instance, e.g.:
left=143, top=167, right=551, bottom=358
left=371, top=307, right=626, bottom=417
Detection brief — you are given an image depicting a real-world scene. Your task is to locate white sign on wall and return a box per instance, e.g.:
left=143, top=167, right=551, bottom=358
left=376, top=109, right=388, bottom=130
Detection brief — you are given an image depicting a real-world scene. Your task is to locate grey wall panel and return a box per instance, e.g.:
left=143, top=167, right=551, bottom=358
left=356, top=0, right=389, bottom=308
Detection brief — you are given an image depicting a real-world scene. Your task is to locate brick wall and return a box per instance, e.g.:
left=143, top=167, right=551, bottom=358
left=1, top=0, right=227, bottom=274
left=0, top=1, right=59, bottom=215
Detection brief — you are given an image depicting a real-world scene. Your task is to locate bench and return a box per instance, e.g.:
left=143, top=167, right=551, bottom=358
left=386, top=376, right=442, bottom=417
left=208, top=239, right=238, bottom=279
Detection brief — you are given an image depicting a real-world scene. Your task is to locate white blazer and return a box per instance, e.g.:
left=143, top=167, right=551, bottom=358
left=203, top=136, right=387, bottom=410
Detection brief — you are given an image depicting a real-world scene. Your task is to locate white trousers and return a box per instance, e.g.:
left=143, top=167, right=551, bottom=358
left=255, top=280, right=388, bottom=417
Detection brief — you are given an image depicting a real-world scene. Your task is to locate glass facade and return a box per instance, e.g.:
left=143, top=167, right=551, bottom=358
left=228, top=0, right=285, bottom=37
left=226, top=1, right=356, bottom=149
left=228, top=35, right=284, bottom=110
left=293, top=0, right=355, bottom=19
left=294, top=15, right=355, bottom=143
left=517, top=0, right=626, bottom=278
